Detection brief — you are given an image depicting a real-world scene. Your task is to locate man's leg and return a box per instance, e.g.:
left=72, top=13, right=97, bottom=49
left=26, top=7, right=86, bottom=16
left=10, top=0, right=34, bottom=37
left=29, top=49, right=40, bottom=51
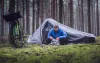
left=46, top=38, right=52, bottom=44
left=59, top=38, right=67, bottom=45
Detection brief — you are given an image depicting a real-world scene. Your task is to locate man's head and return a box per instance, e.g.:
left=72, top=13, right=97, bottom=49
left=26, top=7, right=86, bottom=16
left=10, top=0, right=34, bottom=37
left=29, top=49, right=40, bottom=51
left=53, top=25, right=59, bottom=32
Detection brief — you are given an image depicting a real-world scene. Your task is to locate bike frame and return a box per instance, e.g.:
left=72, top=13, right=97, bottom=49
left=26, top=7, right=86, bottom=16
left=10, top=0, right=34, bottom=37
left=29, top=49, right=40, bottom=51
left=9, top=20, right=20, bottom=36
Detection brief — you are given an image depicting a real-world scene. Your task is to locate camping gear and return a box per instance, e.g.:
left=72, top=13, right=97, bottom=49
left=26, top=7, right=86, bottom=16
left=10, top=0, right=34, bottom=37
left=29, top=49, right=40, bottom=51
left=50, top=39, right=60, bottom=45
left=27, top=18, right=95, bottom=44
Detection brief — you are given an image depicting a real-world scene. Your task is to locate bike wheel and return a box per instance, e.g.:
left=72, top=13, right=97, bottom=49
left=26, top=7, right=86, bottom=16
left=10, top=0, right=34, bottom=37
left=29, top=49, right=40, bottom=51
left=12, top=24, right=25, bottom=48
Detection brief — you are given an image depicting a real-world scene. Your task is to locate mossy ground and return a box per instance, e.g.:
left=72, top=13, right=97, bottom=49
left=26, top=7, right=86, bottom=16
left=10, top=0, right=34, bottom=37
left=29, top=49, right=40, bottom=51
left=0, top=43, right=100, bottom=63
left=0, top=36, right=100, bottom=63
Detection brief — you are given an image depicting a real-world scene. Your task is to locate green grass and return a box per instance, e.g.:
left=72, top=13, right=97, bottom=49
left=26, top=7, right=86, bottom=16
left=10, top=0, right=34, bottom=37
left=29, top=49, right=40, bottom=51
left=0, top=44, right=100, bottom=63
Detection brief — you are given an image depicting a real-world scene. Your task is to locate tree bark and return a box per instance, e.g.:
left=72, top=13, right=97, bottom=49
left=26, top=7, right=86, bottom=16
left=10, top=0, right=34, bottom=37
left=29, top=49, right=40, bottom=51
left=32, top=0, right=35, bottom=32
left=53, top=0, right=56, bottom=19
left=87, top=0, right=91, bottom=33
left=36, top=0, right=40, bottom=29
left=26, top=0, right=30, bottom=34
left=1, top=0, right=4, bottom=36
left=81, top=0, right=84, bottom=31
left=59, top=0, right=63, bottom=23
left=9, top=0, right=15, bottom=13
left=96, top=0, right=99, bottom=35
left=69, top=0, right=73, bottom=28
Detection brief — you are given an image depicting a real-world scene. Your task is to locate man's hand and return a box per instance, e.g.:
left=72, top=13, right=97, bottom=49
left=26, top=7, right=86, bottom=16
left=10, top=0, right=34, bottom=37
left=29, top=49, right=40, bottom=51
left=50, top=36, right=53, bottom=40
left=56, top=37, right=60, bottom=41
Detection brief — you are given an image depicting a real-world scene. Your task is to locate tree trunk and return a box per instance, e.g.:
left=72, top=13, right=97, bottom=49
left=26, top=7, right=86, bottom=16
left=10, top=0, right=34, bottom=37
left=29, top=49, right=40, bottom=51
left=59, top=0, right=63, bottom=23
left=69, top=0, right=73, bottom=28
left=53, top=0, right=56, bottom=19
left=40, top=0, right=44, bottom=23
left=87, top=0, right=91, bottom=33
left=26, top=0, right=30, bottom=34
left=9, top=0, right=15, bottom=13
left=36, top=0, right=40, bottom=29
left=22, top=0, right=25, bottom=31
left=81, top=0, right=84, bottom=31
left=96, top=0, right=99, bottom=35
left=1, top=0, right=4, bottom=36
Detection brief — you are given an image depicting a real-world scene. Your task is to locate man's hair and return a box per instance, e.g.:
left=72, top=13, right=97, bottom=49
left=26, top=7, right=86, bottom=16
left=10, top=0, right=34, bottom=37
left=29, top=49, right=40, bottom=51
left=53, top=25, right=58, bottom=28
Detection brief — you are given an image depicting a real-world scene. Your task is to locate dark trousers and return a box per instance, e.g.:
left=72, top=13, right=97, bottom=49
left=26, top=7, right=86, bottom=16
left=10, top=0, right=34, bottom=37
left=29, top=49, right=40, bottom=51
left=46, top=38, right=67, bottom=45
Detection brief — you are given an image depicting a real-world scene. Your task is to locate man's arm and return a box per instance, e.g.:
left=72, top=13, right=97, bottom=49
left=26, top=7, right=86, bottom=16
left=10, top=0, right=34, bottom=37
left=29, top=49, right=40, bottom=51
left=47, top=29, right=53, bottom=40
left=59, top=30, right=67, bottom=39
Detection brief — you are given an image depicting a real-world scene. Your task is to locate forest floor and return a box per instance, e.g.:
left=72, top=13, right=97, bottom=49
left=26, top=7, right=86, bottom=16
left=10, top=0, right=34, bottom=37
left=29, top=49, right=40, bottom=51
left=0, top=37, right=100, bottom=63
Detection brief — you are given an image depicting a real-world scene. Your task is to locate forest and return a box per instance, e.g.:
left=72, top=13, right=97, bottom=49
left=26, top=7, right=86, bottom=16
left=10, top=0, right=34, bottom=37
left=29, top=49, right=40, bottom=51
left=0, top=0, right=100, bottom=36
left=0, top=0, right=100, bottom=63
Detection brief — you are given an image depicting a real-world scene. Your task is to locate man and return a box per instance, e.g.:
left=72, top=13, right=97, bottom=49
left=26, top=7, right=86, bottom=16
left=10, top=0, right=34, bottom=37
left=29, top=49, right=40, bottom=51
left=47, top=25, right=67, bottom=45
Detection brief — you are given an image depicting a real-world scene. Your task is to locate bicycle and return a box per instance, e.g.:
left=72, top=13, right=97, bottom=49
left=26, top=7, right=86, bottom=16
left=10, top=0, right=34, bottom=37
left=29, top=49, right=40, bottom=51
left=3, top=11, right=26, bottom=48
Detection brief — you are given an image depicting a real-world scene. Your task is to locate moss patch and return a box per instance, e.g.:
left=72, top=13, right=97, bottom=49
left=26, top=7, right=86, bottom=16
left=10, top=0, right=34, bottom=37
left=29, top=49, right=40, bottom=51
left=0, top=44, right=100, bottom=63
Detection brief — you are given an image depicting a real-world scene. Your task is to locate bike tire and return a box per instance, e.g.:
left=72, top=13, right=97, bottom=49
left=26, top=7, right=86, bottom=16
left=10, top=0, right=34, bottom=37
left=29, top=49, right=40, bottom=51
left=10, top=23, right=25, bottom=48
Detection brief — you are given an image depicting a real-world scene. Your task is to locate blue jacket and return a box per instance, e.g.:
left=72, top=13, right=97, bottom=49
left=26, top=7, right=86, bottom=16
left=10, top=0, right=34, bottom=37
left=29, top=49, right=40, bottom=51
left=48, top=28, right=67, bottom=39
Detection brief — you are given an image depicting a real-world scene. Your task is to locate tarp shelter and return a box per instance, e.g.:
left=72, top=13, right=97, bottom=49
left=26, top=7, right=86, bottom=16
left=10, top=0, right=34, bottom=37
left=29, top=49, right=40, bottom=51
left=27, top=18, right=95, bottom=44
